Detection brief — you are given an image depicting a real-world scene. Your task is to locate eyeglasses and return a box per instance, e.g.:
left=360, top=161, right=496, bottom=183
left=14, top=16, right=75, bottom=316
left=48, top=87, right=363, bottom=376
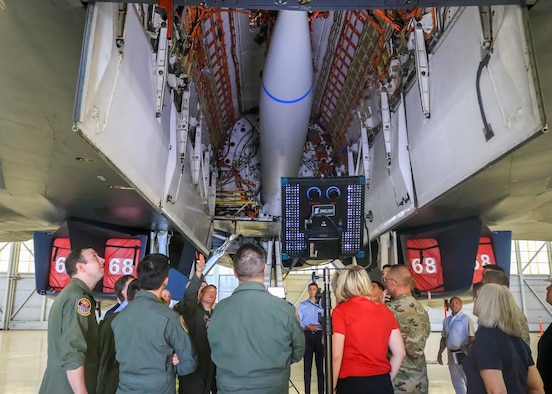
left=383, top=277, right=397, bottom=284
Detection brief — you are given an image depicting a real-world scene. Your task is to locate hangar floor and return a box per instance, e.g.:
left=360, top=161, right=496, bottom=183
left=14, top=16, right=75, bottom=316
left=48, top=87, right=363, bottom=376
left=0, top=330, right=541, bottom=393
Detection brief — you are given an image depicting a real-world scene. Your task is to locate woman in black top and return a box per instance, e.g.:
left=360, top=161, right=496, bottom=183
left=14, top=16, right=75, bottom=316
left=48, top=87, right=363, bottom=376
left=538, top=278, right=552, bottom=393
left=463, top=284, right=543, bottom=393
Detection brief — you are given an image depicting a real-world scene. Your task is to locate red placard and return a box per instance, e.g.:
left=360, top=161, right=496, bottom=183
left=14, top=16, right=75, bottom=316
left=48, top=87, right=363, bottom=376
left=49, top=238, right=72, bottom=292
left=103, top=238, right=141, bottom=293
left=472, top=237, right=496, bottom=284
left=406, top=238, right=444, bottom=292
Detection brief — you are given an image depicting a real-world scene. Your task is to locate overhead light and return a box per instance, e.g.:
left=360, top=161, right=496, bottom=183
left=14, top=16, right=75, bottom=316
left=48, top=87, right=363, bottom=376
left=0, top=159, right=5, bottom=189
left=109, top=185, right=134, bottom=191
left=97, top=175, right=106, bottom=181
left=75, top=157, right=96, bottom=163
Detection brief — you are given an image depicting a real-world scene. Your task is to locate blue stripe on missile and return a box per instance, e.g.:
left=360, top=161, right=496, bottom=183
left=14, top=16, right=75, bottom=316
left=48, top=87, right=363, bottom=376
left=262, top=83, right=313, bottom=104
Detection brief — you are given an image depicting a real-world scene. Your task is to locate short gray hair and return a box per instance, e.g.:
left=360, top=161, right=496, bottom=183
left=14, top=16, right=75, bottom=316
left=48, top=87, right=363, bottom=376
left=482, top=270, right=509, bottom=287
left=233, top=243, right=266, bottom=280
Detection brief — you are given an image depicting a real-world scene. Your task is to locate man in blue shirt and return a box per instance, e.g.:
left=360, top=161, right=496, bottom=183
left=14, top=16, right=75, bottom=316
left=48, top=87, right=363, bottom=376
left=437, top=297, right=475, bottom=394
left=297, top=282, right=324, bottom=394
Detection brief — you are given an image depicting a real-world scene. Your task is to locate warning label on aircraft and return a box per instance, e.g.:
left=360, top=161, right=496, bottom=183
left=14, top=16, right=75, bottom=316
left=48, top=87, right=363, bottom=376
left=312, top=204, right=335, bottom=216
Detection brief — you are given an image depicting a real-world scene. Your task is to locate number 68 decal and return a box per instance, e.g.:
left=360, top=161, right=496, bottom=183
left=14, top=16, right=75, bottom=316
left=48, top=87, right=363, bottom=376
left=410, top=257, right=437, bottom=274
left=54, top=257, right=66, bottom=273
left=108, top=258, right=134, bottom=275
left=474, top=254, right=492, bottom=270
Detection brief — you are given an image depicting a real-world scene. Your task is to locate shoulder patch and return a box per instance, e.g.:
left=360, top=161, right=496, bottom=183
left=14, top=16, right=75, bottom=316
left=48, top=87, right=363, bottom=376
left=180, top=315, right=189, bottom=333
left=77, top=298, right=92, bottom=316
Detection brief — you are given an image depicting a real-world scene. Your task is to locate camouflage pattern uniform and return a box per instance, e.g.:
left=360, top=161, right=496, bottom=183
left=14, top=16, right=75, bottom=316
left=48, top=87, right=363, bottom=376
left=388, top=294, right=430, bottom=394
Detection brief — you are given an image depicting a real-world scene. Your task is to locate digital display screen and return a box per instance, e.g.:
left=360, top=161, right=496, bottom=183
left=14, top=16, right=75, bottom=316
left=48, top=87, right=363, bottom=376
left=281, top=176, right=365, bottom=260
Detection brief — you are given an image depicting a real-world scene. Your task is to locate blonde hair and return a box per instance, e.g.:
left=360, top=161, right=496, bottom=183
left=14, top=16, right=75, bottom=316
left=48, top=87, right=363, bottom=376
left=475, top=283, right=525, bottom=338
left=334, top=266, right=374, bottom=303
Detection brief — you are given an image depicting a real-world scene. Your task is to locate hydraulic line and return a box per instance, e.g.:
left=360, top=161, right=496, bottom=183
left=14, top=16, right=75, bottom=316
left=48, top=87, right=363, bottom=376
left=476, top=51, right=495, bottom=141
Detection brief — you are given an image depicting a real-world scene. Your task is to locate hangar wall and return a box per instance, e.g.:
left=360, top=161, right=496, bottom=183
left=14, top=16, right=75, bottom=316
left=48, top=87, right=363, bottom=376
left=1, top=240, right=552, bottom=331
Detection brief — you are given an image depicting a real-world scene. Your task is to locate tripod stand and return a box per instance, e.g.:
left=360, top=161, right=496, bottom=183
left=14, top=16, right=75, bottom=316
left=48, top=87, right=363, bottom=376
left=312, top=268, right=335, bottom=394
left=321, top=268, right=334, bottom=394
left=289, top=378, right=300, bottom=393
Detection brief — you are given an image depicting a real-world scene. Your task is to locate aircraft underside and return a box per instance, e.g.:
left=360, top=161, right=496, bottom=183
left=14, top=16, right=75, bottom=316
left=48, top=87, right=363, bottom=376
left=72, top=2, right=545, bottom=272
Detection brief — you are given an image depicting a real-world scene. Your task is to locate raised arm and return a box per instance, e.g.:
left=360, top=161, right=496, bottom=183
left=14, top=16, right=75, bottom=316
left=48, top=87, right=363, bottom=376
left=174, top=255, right=206, bottom=316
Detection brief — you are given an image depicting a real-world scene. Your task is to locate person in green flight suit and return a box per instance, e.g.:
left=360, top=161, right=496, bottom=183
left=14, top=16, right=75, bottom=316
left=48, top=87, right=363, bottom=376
left=207, top=243, right=305, bottom=394
left=112, top=253, right=197, bottom=394
left=96, top=278, right=140, bottom=394
left=174, top=253, right=218, bottom=394
left=39, top=247, right=106, bottom=394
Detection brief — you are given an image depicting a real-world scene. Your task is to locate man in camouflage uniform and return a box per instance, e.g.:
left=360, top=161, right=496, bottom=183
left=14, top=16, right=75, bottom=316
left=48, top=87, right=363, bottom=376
left=385, top=265, right=431, bottom=394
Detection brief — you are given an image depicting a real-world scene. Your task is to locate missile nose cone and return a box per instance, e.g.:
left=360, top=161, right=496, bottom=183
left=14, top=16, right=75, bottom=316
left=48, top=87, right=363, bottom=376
left=259, top=11, right=313, bottom=217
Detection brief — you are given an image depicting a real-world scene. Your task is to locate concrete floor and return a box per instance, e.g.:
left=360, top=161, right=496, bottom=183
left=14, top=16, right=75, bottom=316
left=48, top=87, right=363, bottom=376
left=289, top=333, right=457, bottom=394
left=0, top=330, right=541, bottom=394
